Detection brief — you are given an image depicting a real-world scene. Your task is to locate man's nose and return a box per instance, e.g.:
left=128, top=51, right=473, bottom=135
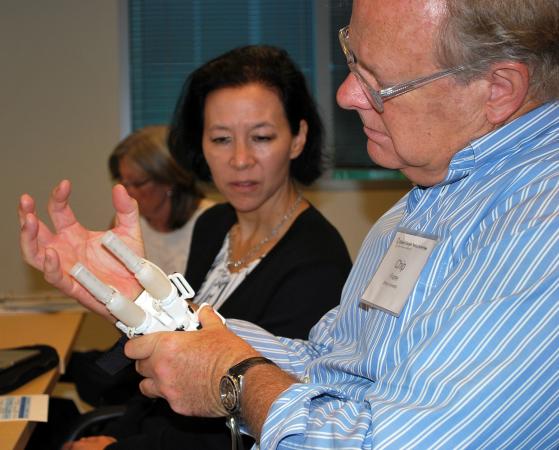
left=336, top=72, right=371, bottom=111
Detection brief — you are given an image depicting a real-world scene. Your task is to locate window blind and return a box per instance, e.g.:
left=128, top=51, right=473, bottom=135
left=129, top=0, right=314, bottom=129
left=129, top=0, right=398, bottom=172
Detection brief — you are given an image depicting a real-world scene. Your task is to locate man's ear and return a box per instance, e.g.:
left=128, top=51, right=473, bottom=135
left=484, top=61, right=530, bottom=125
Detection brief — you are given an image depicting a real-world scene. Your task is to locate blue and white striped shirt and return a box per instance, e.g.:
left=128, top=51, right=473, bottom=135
left=229, top=101, right=559, bottom=449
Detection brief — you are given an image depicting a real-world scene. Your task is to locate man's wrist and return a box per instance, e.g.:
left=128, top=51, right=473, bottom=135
left=241, top=363, right=298, bottom=441
left=219, top=356, right=277, bottom=416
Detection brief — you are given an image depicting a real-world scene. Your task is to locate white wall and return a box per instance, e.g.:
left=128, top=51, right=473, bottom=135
left=0, top=0, right=411, bottom=298
left=0, top=0, right=123, bottom=295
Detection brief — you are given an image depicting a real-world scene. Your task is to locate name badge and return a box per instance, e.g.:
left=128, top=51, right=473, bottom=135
left=361, top=229, right=438, bottom=317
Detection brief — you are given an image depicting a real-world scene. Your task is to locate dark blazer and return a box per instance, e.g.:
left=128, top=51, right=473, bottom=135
left=186, top=203, right=353, bottom=338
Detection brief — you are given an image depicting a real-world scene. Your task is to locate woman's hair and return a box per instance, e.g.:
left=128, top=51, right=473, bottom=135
left=168, top=45, right=325, bottom=185
left=436, top=0, right=559, bottom=102
left=109, top=125, right=202, bottom=230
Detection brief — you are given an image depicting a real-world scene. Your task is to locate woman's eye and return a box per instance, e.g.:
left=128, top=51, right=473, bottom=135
left=211, top=136, right=231, bottom=144
left=252, top=135, right=274, bottom=142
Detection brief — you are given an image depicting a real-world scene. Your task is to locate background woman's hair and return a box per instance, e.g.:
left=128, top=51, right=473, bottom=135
left=109, top=125, right=202, bottom=229
left=168, top=45, right=325, bottom=185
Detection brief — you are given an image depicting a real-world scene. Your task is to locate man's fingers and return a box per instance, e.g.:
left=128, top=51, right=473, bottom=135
left=46, top=180, right=79, bottom=232
left=43, top=247, right=75, bottom=293
left=139, top=376, right=159, bottom=398
left=19, top=194, right=56, bottom=250
left=197, top=303, right=226, bottom=328
left=19, top=213, right=45, bottom=269
left=112, top=184, right=141, bottom=231
left=124, top=333, right=158, bottom=360
left=42, top=248, right=88, bottom=308
left=18, top=194, right=36, bottom=227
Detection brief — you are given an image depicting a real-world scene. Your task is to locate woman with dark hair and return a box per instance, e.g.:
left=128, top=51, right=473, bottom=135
left=168, top=45, right=349, bottom=338
left=169, top=45, right=324, bottom=185
left=109, top=125, right=214, bottom=274
left=21, top=45, right=352, bottom=450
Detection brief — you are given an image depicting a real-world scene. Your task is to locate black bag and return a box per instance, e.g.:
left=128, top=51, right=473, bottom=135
left=0, top=344, right=59, bottom=394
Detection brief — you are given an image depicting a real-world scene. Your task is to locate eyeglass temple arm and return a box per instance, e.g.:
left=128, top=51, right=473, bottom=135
left=379, top=66, right=465, bottom=99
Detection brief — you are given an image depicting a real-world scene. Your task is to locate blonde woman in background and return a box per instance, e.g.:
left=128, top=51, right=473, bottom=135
left=109, top=125, right=215, bottom=274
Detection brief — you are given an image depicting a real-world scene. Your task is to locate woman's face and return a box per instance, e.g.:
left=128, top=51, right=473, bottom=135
left=118, top=155, right=171, bottom=221
left=202, top=83, right=307, bottom=214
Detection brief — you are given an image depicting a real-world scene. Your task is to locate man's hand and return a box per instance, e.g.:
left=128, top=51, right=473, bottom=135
left=125, top=305, right=261, bottom=417
left=18, top=179, right=144, bottom=319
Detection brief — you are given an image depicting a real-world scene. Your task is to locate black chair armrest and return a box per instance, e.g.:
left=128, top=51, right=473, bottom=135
left=60, top=404, right=127, bottom=447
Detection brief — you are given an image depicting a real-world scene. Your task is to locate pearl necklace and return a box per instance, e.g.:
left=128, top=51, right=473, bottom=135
left=227, top=194, right=303, bottom=270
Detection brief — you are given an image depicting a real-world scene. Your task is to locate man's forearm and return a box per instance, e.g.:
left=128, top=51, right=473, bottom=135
left=241, top=364, right=298, bottom=442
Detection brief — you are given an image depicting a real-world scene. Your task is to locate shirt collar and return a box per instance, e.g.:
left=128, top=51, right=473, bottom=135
left=440, top=101, right=559, bottom=186
left=406, top=101, right=559, bottom=210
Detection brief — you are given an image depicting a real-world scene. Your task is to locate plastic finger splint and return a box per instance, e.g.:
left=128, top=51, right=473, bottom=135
left=70, top=231, right=205, bottom=338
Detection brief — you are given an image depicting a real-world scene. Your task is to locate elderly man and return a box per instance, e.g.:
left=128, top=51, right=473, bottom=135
left=20, top=0, right=559, bottom=448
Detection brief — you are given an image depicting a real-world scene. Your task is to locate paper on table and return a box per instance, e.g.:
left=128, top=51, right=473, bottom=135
left=0, top=395, right=49, bottom=422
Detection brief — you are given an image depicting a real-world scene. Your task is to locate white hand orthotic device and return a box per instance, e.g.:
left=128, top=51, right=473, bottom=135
left=70, top=231, right=220, bottom=337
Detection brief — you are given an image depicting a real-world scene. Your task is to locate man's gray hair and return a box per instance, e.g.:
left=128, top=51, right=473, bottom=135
left=436, top=0, right=559, bottom=102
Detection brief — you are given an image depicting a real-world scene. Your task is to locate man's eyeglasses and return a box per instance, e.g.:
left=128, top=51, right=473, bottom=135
left=338, top=26, right=466, bottom=113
